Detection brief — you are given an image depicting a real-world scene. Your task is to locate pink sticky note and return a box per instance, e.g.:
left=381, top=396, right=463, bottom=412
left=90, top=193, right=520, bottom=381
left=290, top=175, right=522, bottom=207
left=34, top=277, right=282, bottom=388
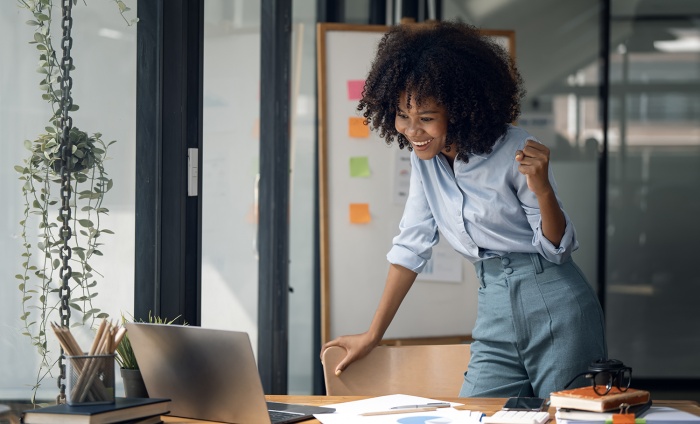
left=347, top=80, right=365, bottom=100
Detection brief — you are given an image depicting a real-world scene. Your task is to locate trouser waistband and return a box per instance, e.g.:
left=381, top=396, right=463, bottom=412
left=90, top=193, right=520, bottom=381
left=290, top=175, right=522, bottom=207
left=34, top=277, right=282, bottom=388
left=476, top=252, right=561, bottom=282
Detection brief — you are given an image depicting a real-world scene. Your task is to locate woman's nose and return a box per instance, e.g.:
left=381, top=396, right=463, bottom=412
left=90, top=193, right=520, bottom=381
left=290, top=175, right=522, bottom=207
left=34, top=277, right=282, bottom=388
left=404, top=123, right=420, bottom=136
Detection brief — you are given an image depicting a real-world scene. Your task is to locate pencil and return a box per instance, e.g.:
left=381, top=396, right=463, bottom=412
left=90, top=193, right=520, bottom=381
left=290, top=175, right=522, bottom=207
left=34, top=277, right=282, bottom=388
left=360, top=407, right=438, bottom=416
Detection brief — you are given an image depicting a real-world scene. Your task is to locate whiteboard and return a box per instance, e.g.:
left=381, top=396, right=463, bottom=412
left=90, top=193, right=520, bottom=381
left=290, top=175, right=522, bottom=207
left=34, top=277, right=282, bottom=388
left=317, top=23, right=516, bottom=345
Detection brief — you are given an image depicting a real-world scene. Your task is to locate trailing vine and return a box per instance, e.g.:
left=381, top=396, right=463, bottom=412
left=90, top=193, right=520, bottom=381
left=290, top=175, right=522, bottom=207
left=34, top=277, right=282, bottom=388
left=14, top=0, right=136, bottom=401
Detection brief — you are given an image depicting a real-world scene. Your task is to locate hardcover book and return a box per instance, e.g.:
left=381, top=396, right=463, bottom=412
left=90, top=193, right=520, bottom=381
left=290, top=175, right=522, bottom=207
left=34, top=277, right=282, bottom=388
left=21, top=397, right=170, bottom=424
left=556, top=399, right=652, bottom=421
left=549, top=387, right=651, bottom=412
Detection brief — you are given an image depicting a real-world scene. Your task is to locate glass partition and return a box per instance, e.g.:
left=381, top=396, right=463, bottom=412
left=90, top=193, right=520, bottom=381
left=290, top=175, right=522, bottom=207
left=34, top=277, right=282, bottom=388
left=607, top=5, right=700, bottom=377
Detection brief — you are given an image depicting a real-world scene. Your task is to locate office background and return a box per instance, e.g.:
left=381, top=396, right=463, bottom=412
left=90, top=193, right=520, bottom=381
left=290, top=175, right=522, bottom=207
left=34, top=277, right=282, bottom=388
left=0, top=0, right=698, bottom=405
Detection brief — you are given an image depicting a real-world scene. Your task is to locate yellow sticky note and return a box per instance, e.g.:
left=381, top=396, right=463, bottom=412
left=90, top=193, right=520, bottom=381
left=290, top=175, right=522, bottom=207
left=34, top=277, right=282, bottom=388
left=350, top=156, right=370, bottom=177
left=349, top=203, right=371, bottom=224
left=348, top=117, right=370, bottom=138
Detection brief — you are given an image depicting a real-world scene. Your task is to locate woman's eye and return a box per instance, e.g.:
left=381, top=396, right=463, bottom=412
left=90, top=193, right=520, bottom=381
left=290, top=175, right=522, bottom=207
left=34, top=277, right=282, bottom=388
left=421, top=117, right=433, bottom=122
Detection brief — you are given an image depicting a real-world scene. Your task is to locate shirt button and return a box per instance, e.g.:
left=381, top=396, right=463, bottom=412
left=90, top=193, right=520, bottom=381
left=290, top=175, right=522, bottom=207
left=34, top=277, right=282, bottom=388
left=504, top=267, right=513, bottom=275
left=501, top=257, right=510, bottom=266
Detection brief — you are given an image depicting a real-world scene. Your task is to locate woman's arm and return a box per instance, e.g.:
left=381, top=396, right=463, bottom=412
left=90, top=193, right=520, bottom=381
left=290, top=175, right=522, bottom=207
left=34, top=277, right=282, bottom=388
left=320, top=263, right=418, bottom=375
left=515, top=139, right=566, bottom=247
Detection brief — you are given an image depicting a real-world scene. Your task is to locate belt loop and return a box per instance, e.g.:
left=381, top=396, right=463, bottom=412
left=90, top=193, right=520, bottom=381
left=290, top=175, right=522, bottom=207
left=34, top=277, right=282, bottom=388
left=530, top=253, right=544, bottom=274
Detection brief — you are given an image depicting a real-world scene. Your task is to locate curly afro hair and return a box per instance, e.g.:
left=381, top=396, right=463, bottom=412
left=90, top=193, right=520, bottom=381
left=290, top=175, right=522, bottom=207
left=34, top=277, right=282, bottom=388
left=358, top=20, right=525, bottom=163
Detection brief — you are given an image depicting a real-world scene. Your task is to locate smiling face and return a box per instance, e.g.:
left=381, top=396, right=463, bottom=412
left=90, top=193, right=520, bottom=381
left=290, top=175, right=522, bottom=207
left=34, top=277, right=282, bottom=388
left=395, top=92, right=455, bottom=163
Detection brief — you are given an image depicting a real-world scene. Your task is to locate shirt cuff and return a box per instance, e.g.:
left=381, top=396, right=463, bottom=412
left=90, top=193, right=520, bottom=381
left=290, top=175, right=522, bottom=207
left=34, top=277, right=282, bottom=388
left=386, top=244, right=429, bottom=273
left=531, top=218, right=577, bottom=264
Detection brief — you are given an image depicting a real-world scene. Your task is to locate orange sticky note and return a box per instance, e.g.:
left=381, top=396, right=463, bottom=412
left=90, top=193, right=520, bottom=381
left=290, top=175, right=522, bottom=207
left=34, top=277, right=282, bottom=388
left=349, top=117, right=370, bottom=138
left=347, top=80, right=365, bottom=100
left=349, top=203, right=371, bottom=224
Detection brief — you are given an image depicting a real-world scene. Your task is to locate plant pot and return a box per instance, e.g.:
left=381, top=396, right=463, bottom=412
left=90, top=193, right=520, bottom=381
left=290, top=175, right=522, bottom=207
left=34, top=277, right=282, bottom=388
left=120, top=368, right=149, bottom=398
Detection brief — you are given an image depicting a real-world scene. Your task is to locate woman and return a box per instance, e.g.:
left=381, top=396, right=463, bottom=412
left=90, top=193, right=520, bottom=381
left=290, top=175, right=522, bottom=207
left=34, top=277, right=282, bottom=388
left=320, top=20, right=607, bottom=398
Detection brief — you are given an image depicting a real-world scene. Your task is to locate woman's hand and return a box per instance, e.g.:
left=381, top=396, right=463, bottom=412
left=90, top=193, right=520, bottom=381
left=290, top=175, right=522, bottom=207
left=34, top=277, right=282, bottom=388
left=516, top=139, right=566, bottom=246
left=515, top=139, right=554, bottom=197
left=320, top=332, right=379, bottom=376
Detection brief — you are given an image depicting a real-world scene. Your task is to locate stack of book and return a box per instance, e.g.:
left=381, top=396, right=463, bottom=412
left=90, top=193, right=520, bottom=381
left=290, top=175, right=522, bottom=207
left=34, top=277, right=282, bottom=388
left=550, top=387, right=652, bottom=424
left=549, top=386, right=700, bottom=424
left=21, top=397, right=171, bottom=424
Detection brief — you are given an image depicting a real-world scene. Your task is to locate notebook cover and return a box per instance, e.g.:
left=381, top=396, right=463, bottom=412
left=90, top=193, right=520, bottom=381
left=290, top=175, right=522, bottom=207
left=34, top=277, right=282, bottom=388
left=550, top=387, right=651, bottom=412
left=22, top=397, right=170, bottom=424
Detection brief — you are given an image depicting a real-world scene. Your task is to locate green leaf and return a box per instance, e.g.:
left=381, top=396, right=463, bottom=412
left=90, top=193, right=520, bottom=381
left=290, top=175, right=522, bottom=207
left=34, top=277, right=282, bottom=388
left=78, top=219, right=94, bottom=227
left=26, top=20, right=40, bottom=26
left=14, top=165, right=25, bottom=173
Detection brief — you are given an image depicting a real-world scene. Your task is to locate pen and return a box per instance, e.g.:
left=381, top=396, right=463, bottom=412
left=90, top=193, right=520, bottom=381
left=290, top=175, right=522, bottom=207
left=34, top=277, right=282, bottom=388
left=361, top=407, right=439, bottom=416
left=391, top=402, right=451, bottom=410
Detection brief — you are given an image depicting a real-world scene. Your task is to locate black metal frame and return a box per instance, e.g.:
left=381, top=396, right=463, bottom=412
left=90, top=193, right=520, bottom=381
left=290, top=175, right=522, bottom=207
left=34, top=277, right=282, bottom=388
left=135, top=0, right=202, bottom=326
left=258, top=0, right=293, bottom=395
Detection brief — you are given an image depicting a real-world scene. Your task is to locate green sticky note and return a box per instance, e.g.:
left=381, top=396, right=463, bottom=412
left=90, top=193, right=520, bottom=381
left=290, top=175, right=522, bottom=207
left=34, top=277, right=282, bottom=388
left=350, top=156, right=370, bottom=177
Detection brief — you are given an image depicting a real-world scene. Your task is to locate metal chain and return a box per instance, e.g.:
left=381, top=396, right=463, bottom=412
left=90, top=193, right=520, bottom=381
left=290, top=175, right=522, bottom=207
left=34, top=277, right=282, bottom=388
left=57, top=0, right=74, bottom=404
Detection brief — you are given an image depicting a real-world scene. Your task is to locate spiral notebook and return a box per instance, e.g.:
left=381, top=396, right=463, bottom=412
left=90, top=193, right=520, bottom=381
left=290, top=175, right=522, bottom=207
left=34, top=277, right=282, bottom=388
left=125, top=323, right=335, bottom=423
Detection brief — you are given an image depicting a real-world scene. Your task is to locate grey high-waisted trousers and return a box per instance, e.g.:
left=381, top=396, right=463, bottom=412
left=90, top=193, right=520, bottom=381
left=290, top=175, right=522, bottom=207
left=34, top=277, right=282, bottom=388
left=459, top=252, right=607, bottom=398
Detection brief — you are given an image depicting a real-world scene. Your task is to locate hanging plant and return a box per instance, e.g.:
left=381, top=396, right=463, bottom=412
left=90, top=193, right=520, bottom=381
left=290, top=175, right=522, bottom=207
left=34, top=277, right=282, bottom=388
left=14, top=0, right=136, bottom=402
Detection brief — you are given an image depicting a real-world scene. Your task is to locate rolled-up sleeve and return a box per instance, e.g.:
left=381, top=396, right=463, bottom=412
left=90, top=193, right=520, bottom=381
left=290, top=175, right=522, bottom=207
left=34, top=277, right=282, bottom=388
left=517, top=162, right=579, bottom=264
left=386, top=159, right=439, bottom=273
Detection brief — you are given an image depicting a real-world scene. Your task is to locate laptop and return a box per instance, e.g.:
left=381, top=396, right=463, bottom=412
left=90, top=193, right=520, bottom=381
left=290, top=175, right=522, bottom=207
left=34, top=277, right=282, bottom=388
left=124, top=323, right=335, bottom=423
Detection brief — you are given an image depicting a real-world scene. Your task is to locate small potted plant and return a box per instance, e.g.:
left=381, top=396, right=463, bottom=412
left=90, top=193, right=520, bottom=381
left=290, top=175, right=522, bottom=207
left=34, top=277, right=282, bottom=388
left=115, top=312, right=182, bottom=398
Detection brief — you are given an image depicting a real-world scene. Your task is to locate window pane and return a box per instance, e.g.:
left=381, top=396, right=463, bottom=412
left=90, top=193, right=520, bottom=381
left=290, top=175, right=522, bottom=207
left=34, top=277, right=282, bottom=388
left=201, top=1, right=261, bottom=349
left=607, top=14, right=700, bottom=378
left=0, top=2, right=136, bottom=400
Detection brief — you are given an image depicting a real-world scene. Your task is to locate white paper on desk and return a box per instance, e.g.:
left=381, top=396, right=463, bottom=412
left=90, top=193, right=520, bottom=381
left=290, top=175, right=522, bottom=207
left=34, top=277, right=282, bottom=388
left=556, top=406, right=700, bottom=424
left=640, top=406, right=700, bottom=423
left=314, top=394, right=479, bottom=424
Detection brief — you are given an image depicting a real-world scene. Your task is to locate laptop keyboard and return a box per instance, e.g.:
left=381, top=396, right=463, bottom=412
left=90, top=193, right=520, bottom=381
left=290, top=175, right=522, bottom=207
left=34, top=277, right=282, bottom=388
left=268, top=408, right=305, bottom=423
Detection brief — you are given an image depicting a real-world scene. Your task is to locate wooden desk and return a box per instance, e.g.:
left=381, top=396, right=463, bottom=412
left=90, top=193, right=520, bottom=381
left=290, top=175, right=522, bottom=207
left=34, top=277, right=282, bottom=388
left=161, top=395, right=700, bottom=423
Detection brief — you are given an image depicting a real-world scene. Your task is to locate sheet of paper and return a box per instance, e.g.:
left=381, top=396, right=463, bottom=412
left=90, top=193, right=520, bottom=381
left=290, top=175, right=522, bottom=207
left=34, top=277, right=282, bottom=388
left=314, top=394, right=481, bottom=424
left=415, top=236, right=464, bottom=283
left=640, top=406, right=700, bottom=422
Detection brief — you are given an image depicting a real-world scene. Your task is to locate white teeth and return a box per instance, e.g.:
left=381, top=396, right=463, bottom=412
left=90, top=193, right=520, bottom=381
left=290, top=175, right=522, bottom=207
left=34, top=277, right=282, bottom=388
left=413, top=138, right=432, bottom=146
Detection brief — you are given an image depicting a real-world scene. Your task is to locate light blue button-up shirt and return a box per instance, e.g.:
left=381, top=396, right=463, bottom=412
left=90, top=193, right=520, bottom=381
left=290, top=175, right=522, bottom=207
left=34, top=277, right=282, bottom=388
left=387, top=124, right=577, bottom=272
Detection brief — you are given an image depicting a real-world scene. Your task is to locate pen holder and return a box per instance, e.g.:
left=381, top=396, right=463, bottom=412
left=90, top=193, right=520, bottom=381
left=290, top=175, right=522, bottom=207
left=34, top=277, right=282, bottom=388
left=65, top=353, right=116, bottom=405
